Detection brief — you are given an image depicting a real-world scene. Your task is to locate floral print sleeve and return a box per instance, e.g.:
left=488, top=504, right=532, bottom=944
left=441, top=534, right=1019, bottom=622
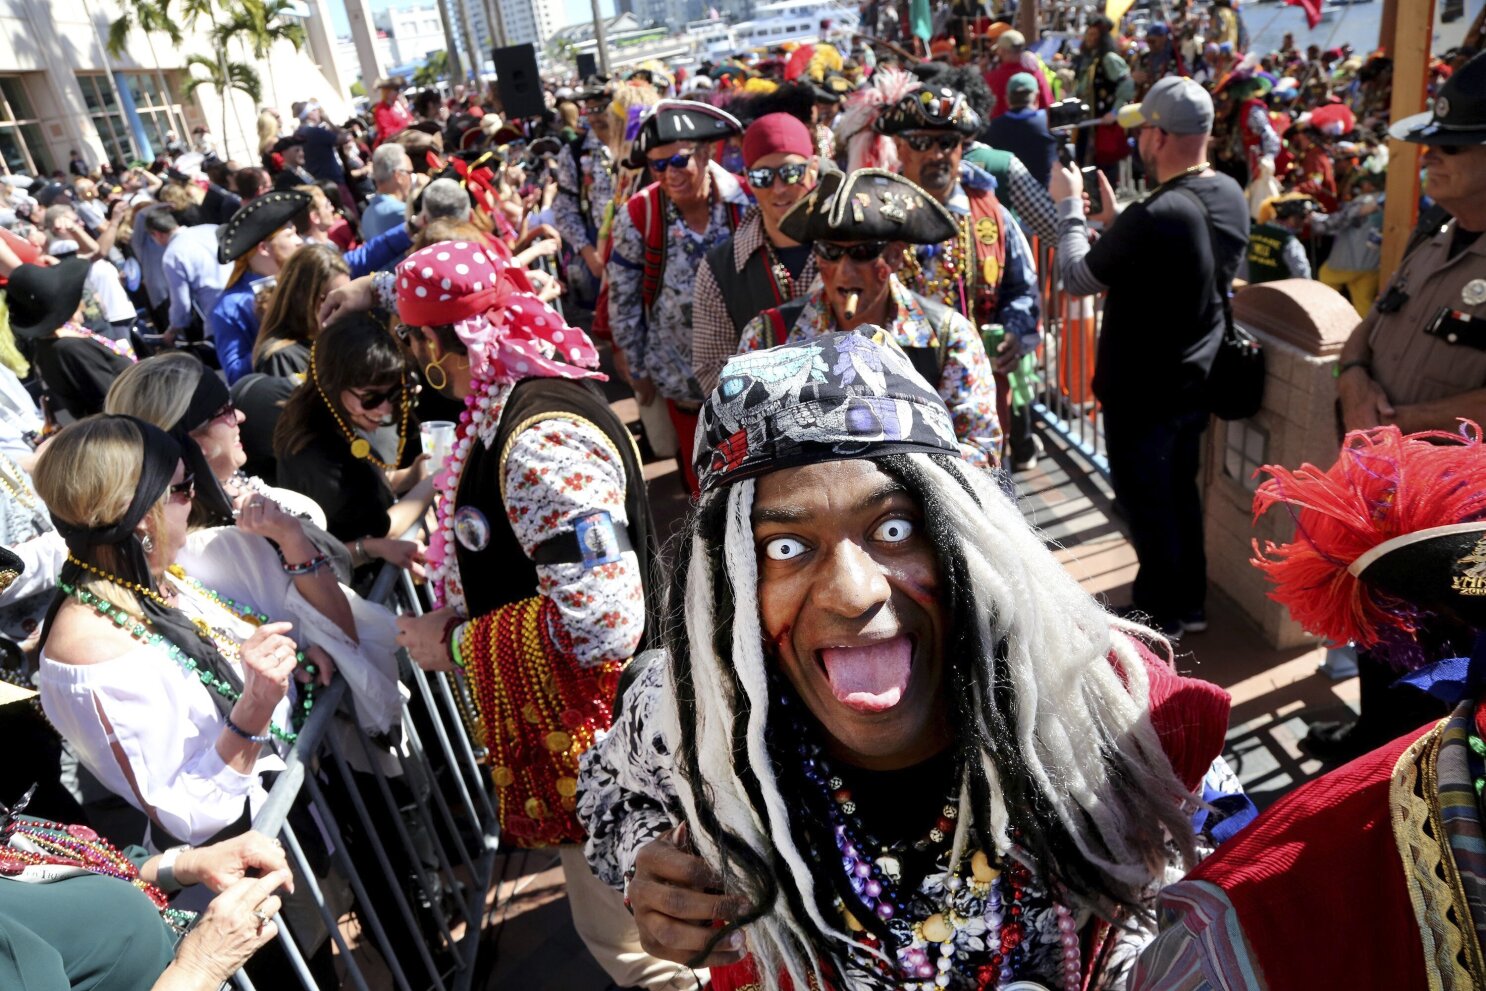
left=935, top=309, right=1003, bottom=468
left=578, top=654, right=678, bottom=889
left=501, top=416, right=645, bottom=668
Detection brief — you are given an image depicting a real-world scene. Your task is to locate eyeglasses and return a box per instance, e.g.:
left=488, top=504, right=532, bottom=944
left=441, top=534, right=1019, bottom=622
left=209, top=402, right=237, bottom=423
left=648, top=150, right=695, bottom=173
left=812, top=240, right=891, bottom=262
left=168, top=473, right=196, bottom=503
left=353, top=384, right=402, bottom=409
left=583, top=102, right=610, bottom=116
left=747, top=163, right=810, bottom=188
left=902, top=133, right=966, bottom=153
left=1432, top=144, right=1466, bottom=157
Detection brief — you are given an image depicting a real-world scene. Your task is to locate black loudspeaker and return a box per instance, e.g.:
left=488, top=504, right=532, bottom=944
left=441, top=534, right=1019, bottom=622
left=492, top=43, right=545, bottom=120
left=575, top=52, right=598, bottom=80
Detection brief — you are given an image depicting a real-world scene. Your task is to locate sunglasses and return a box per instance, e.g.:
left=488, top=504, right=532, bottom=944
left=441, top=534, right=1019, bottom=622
left=648, top=150, right=695, bottom=173
left=208, top=402, right=237, bottom=423
left=1432, top=144, right=1466, bottom=156
left=903, top=133, right=966, bottom=153
left=813, top=240, right=891, bottom=263
left=168, top=473, right=196, bottom=503
left=747, top=162, right=810, bottom=188
left=353, top=384, right=402, bottom=409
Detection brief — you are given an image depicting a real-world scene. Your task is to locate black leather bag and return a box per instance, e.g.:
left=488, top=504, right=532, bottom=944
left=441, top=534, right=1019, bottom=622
left=1177, top=187, right=1266, bottom=420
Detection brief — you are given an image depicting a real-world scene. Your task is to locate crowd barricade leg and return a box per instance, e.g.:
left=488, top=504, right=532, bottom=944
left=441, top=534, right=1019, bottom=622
left=1031, top=240, right=1110, bottom=478
left=229, top=535, right=502, bottom=991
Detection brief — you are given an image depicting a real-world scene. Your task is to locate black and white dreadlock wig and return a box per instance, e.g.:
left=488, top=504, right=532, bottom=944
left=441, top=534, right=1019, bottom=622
left=667, top=335, right=1201, bottom=991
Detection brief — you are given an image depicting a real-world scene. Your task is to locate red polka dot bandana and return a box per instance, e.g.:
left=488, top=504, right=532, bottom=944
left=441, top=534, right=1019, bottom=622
left=396, top=239, right=604, bottom=384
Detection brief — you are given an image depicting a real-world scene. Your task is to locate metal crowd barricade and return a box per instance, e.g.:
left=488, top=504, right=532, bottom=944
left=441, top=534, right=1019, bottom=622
left=232, top=538, right=500, bottom=991
left=1029, top=236, right=1110, bottom=478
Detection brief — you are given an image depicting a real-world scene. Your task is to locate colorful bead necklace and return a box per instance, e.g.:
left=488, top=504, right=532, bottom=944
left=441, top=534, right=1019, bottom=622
left=59, top=574, right=308, bottom=745
left=899, top=217, right=971, bottom=312
left=460, top=596, right=620, bottom=847
left=61, top=322, right=138, bottom=363
left=0, top=453, right=36, bottom=510
left=308, top=346, right=411, bottom=470
left=783, top=692, right=1082, bottom=991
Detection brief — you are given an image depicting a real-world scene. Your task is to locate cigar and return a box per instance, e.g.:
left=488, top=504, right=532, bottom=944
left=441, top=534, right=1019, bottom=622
left=843, top=291, right=860, bottom=321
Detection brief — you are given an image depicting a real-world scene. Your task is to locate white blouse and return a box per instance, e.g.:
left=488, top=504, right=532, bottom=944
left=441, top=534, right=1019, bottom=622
left=39, top=525, right=402, bottom=847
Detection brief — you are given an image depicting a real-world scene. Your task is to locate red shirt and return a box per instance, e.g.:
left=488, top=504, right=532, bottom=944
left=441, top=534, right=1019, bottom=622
left=372, top=99, right=413, bottom=147
left=984, top=56, right=1054, bottom=117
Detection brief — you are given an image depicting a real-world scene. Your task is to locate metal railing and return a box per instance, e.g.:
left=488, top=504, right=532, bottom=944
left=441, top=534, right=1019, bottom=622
left=1028, top=236, right=1109, bottom=478
left=229, top=540, right=500, bottom=991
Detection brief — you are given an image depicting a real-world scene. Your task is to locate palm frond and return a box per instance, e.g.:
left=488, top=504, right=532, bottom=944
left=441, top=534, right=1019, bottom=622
left=226, top=61, right=263, bottom=104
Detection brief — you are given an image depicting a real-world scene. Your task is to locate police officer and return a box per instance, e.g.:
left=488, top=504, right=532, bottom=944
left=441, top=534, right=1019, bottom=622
left=1335, top=52, right=1486, bottom=437
left=1310, top=52, right=1486, bottom=762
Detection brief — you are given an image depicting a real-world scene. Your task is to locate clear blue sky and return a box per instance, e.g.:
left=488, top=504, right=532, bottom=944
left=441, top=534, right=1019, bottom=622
left=328, top=0, right=615, bottom=40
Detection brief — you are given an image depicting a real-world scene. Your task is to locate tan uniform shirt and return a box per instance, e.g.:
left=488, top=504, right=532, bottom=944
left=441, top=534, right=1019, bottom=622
left=1363, top=218, right=1486, bottom=406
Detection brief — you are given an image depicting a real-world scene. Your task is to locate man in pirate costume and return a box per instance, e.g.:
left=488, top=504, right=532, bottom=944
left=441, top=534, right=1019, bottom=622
left=873, top=86, right=1041, bottom=469
left=210, top=190, right=414, bottom=384
left=553, top=74, right=618, bottom=308
left=692, top=112, right=821, bottom=398
left=607, top=99, right=748, bottom=497
left=1133, top=422, right=1486, bottom=991
left=579, top=332, right=1246, bottom=991
left=734, top=168, right=1003, bottom=468
left=380, top=241, right=689, bottom=990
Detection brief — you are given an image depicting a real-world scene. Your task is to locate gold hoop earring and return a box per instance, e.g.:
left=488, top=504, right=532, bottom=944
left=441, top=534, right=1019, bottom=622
left=424, top=354, right=449, bottom=392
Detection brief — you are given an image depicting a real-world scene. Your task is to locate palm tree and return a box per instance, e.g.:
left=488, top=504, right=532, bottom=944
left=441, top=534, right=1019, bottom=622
left=413, top=51, right=450, bottom=89
left=182, top=48, right=263, bottom=144
left=106, top=0, right=241, bottom=156
left=211, top=0, right=308, bottom=113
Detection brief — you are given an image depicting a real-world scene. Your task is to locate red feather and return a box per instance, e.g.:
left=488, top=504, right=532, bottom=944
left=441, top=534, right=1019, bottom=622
left=1251, top=421, right=1486, bottom=647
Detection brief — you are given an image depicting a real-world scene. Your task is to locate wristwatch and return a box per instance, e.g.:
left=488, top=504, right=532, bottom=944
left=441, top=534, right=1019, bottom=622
left=156, top=844, right=192, bottom=892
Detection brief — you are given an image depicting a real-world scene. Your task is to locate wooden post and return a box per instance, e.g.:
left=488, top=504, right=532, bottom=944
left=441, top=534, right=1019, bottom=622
left=1379, top=0, right=1399, bottom=54
left=1378, top=0, right=1436, bottom=285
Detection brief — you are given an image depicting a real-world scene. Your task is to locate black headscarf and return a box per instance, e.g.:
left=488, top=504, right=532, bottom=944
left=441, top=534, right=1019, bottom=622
left=170, top=364, right=237, bottom=527
left=42, top=416, right=244, bottom=719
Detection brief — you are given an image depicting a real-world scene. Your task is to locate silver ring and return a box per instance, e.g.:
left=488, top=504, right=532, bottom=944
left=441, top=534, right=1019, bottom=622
left=253, top=908, right=271, bottom=925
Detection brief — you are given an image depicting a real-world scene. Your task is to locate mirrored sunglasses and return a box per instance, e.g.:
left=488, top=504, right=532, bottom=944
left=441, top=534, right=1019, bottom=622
left=903, top=133, right=966, bottom=153
left=746, top=162, right=810, bottom=188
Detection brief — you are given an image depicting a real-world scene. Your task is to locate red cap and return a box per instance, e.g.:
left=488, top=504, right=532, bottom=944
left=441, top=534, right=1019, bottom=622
left=742, top=113, right=814, bottom=169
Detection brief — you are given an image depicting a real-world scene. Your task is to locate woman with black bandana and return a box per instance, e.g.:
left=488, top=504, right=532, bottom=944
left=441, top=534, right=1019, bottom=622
left=30, top=416, right=341, bottom=848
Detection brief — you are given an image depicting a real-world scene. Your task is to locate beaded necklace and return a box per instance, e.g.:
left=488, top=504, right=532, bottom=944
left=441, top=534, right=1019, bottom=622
left=899, top=217, right=971, bottom=311
left=761, top=238, right=794, bottom=303
left=308, top=347, right=411, bottom=469
left=426, top=374, right=506, bottom=612
left=58, top=573, right=307, bottom=745
left=0, top=453, right=36, bottom=510
left=60, top=322, right=137, bottom=363
left=782, top=694, right=1081, bottom=991
left=1, top=818, right=195, bottom=933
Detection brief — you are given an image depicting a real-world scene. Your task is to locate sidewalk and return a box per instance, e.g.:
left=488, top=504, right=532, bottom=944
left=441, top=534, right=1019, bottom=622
left=480, top=422, right=1361, bottom=989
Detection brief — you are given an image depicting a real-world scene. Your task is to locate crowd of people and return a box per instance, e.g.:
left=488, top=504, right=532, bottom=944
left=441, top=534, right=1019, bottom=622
left=0, top=1, right=1483, bottom=988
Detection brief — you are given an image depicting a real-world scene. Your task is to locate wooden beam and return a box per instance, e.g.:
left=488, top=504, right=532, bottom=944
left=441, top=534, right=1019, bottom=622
left=1379, top=0, right=1399, bottom=54
left=1378, top=0, right=1436, bottom=284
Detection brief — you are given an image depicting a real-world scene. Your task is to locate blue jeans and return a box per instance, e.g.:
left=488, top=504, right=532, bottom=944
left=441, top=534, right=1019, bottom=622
left=1103, top=407, right=1209, bottom=626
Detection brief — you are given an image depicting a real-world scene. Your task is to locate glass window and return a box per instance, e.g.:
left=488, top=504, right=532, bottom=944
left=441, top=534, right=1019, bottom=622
left=0, top=131, right=27, bottom=173
left=0, top=78, right=33, bottom=121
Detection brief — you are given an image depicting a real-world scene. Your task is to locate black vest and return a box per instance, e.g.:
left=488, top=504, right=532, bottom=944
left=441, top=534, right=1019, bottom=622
left=705, top=234, right=784, bottom=344
left=452, top=378, right=659, bottom=648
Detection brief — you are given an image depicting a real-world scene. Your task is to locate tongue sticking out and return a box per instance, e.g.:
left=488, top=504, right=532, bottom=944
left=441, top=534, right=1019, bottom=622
left=819, top=637, right=912, bottom=714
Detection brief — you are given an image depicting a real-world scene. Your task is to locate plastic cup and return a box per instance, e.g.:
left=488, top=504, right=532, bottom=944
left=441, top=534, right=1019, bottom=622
left=420, top=420, right=457, bottom=474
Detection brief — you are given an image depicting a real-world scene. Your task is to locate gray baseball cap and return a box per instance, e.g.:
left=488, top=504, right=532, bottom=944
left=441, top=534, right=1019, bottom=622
left=1118, top=76, right=1214, bottom=135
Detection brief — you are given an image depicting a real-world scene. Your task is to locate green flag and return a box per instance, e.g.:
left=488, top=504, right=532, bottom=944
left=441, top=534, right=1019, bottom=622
left=911, top=0, right=931, bottom=44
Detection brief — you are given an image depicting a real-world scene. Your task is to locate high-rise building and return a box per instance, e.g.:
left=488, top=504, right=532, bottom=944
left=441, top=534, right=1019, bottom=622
left=495, top=0, right=564, bottom=51
left=371, top=5, right=448, bottom=66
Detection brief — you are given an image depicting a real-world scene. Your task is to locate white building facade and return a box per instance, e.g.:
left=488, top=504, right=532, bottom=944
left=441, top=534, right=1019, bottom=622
left=0, top=0, right=355, bottom=172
